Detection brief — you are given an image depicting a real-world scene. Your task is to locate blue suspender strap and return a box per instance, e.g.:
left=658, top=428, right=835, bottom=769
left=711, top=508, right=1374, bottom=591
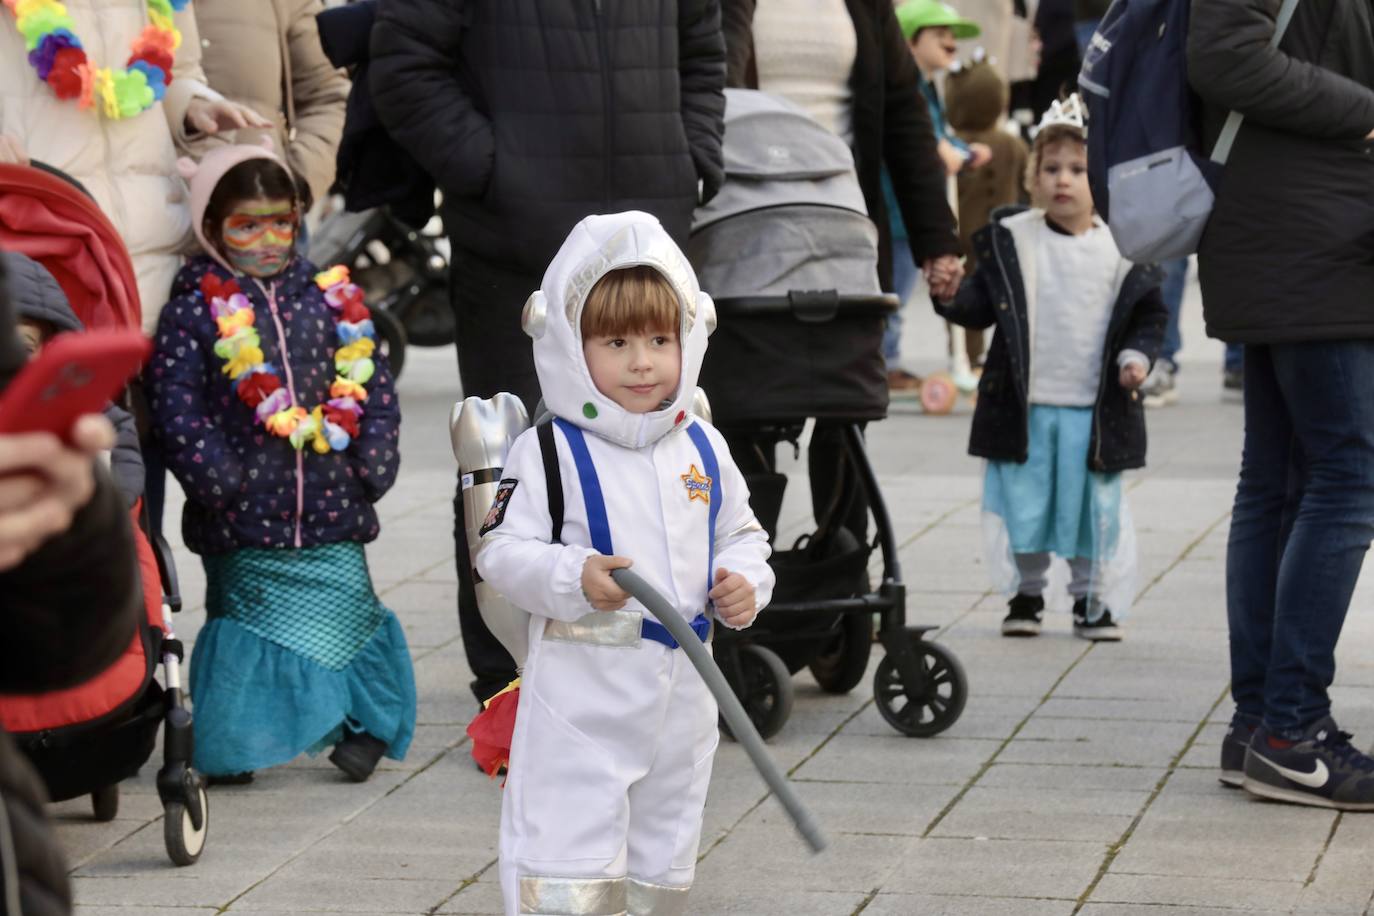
left=552, top=419, right=614, bottom=556
left=641, top=613, right=711, bottom=650
left=684, top=422, right=721, bottom=596
left=552, top=418, right=715, bottom=651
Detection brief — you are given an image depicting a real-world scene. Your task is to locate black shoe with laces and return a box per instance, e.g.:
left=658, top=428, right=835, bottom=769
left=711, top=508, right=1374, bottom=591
left=1220, top=720, right=1255, bottom=788
left=1243, top=717, right=1374, bottom=811
left=1002, top=593, right=1044, bottom=637
left=1072, top=599, right=1123, bottom=641
left=329, top=730, right=388, bottom=783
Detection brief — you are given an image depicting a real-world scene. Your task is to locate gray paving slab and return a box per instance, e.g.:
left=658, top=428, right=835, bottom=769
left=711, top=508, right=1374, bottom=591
left=55, top=283, right=1374, bottom=915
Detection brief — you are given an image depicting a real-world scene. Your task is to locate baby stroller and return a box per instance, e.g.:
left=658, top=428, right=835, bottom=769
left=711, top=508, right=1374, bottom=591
left=0, top=163, right=209, bottom=866
left=689, top=90, right=968, bottom=740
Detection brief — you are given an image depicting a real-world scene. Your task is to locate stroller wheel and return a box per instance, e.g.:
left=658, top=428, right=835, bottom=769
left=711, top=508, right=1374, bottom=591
left=808, top=612, right=875, bottom=695
left=873, top=638, right=967, bottom=737
left=720, top=644, right=794, bottom=742
left=164, top=784, right=209, bottom=866
left=919, top=371, right=958, bottom=415
left=90, top=784, right=119, bottom=822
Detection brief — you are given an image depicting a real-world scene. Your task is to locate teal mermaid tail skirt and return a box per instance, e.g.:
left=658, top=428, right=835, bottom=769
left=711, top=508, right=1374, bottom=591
left=189, top=543, right=416, bottom=777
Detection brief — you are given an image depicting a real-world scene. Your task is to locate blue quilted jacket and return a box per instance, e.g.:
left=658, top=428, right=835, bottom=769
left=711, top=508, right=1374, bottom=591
left=148, top=255, right=401, bottom=555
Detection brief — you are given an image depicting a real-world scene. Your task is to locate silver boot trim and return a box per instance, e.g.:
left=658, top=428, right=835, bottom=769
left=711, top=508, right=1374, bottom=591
left=519, top=873, right=627, bottom=915
left=627, top=877, right=691, bottom=916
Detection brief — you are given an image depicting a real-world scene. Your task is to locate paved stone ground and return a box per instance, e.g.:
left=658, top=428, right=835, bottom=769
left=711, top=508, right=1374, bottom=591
left=52, top=272, right=1374, bottom=915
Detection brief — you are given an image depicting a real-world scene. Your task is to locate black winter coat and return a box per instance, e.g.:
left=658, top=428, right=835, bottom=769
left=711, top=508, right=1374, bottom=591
left=1188, top=0, right=1374, bottom=344
left=936, top=209, right=1167, bottom=473
left=370, top=0, right=726, bottom=276
left=0, top=250, right=141, bottom=916
left=721, top=0, right=960, bottom=291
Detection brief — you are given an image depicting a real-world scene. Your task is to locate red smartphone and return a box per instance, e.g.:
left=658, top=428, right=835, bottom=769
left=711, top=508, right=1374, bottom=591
left=0, top=330, right=151, bottom=439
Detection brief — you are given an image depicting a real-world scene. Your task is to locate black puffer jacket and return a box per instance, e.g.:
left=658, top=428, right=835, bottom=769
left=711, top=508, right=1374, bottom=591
left=936, top=209, right=1167, bottom=473
left=0, top=250, right=141, bottom=916
left=370, top=0, right=726, bottom=275
left=1188, top=0, right=1374, bottom=344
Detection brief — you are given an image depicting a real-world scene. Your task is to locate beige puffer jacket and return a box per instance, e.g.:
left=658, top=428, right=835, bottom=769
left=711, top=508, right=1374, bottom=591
left=0, top=0, right=222, bottom=332
left=192, top=0, right=348, bottom=209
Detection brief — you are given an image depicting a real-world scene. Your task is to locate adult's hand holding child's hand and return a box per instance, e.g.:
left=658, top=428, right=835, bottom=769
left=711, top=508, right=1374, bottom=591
left=710, top=567, right=757, bottom=628
left=0, top=414, right=114, bottom=572
left=923, top=255, right=965, bottom=303
left=582, top=554, right=633, bottom=611
left=1119, top=362, right=1148, bottom=389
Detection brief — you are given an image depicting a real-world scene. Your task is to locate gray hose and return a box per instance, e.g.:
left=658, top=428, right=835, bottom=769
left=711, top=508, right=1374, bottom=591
left=611, top=568, right=827, bottom=854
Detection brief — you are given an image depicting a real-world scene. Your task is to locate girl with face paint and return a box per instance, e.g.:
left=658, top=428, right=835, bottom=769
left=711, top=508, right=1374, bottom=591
left=148, top=144, right=415, bottom=788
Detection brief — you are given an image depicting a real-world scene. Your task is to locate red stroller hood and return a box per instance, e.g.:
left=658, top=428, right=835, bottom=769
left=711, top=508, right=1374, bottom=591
left=0, top=162, right=142, bottom=333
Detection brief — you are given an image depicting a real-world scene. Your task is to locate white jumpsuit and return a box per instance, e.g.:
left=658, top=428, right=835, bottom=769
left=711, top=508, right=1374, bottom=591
left=479, top=418, right=772, bottom=916
left=474, top=212, right=775, bottom=916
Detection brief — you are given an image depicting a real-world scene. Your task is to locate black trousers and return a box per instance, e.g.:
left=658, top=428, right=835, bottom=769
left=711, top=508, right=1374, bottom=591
left=450, top=250, right=542, bottom=704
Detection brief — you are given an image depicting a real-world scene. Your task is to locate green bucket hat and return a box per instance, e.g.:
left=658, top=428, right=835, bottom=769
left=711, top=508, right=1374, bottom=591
left=896, top=0, right=981, bottom=41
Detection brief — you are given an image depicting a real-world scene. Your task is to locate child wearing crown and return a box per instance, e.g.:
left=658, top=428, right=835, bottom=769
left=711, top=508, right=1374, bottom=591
left=931, top=95, right=1167, bottom=640
left=474, top=212, right=773, bottom=915
left=147, top=143, right=415, bottom=785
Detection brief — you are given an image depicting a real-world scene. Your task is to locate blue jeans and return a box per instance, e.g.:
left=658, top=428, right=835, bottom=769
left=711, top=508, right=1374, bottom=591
left=1226, top=341, right=1374, bottom=737
left=882, top=241, right=920, bottom=362
left=1158, top=258, right=1188, bottom=366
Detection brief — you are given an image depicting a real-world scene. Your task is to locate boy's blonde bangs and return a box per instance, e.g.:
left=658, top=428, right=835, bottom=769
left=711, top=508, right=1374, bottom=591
left=581, top=266, right=681, bottom=339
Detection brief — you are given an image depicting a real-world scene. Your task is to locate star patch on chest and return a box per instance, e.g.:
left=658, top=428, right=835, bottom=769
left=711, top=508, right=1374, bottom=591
left=681, top=464, right=712, bottom=505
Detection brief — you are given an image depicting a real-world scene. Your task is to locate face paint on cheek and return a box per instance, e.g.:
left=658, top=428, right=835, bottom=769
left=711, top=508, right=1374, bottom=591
left=220, top=202, right=298, bottom=277
left=222, top=228, right=296, bottom=277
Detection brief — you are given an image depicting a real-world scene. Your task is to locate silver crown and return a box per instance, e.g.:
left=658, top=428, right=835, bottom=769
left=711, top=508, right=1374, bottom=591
left=1031, top=93, right=1086, bottom=139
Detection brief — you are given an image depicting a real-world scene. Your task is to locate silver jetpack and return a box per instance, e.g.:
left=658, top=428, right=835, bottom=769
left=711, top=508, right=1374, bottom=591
left=449, top=393, right=532, bottom=670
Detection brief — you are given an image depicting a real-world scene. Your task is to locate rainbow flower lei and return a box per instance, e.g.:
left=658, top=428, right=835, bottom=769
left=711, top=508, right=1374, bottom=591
left=203, top=266, right=376, bottom=455
left=7, top=0, right=189, bottom=120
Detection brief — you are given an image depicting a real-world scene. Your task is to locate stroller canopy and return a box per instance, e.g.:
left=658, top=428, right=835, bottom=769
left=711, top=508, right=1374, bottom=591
left=690, top=89, right=880, bottom=299
left=0, top=162, right=142, bottom=332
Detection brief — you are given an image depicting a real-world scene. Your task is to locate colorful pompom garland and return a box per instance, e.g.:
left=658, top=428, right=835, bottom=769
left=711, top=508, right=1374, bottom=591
left=203, top=266, right=376, bottom=455
left=6, top=0, right=188, bottom=120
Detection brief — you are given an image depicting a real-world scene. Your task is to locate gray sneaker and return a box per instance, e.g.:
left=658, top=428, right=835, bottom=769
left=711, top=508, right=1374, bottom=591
left=1142, top=360, right=1178, bottom=407
left=1243, top=717, right=1374, bottom=811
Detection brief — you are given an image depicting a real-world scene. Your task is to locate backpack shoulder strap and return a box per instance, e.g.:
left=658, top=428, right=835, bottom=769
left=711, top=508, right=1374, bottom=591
left=536, top=422, right=564, bottom=545
left=1210, top=0, right=1303, bottom=164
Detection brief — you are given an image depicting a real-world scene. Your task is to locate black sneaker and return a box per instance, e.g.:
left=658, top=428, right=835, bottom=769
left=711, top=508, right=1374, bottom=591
left=1002, top=593, right=1044, bottom=637
left=329, top=730, right=388, bottom=783
left=1220, top=720, right=1255, bottom=788
left=1243, top=717, right=1374, bottom=811
left=1072, top=599, right=1123, bottom=641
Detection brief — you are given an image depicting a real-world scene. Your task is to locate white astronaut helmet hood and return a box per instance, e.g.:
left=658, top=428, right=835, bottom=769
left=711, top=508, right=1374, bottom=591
left=522, top=211, right=716, bottom=450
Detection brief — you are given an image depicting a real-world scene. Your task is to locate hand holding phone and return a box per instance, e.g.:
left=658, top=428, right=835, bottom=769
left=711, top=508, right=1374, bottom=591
left=0, top=330, right=150, bottom=438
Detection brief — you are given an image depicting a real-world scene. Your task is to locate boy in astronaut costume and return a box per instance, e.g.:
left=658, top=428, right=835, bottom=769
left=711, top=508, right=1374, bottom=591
left=476, top=212, right=775, bottom=916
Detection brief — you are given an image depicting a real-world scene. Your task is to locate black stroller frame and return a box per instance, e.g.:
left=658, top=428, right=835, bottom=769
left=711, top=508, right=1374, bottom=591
left=705, top=293, right=968, bottom=741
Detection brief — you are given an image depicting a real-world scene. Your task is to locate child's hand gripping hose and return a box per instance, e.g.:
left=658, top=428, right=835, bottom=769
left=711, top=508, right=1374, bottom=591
left=610, top=567, right=828, bottom=854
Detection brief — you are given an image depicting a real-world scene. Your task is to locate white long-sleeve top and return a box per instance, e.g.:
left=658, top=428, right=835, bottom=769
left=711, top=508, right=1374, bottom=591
left=476, top=419, right=774, bottom=631
left=1029, top=220, right=1147, bottom=406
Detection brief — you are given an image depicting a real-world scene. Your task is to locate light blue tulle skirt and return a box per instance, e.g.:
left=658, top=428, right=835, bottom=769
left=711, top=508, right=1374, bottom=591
left=983, top=405, right=1122, bottom=558
left=189, top=543, right=416, bottom=777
